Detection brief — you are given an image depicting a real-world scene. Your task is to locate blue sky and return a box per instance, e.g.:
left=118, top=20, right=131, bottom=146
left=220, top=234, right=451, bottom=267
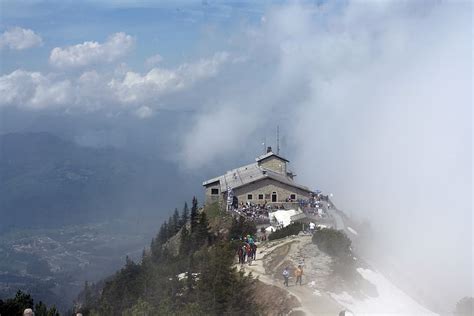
left=0, top=1, right=471, bottom=311
left=0, top=0, right=272, bottom=72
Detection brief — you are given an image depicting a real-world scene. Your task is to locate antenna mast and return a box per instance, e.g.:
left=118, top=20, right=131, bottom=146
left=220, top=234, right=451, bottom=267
left=276, top=125, right=280, bottom=155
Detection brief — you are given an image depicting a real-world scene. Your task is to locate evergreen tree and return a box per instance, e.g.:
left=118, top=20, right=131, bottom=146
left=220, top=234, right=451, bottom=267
left=180, top=202, right=189, bottom=227
left=34, top=301, right=48, bottom=316
left=0, top=290, right=34, bottom=315
left=195, top=211, right=211, bottom=247
left=84, top=280, right=93, bottom=309
left=179, top=225, right=190, bottom=256
left=46, top=306, right=60, bottom=316
left=190, top=197, right=199, bottom=233
left=172, top=208, right=181, bottom=233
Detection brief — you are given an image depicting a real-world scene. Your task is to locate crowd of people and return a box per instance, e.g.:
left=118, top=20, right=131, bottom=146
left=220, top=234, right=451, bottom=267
left=236, top=234, right=258, bottom=266
left=232, top=202, right=270, bottom=224
left=229, top=192, right=330, bottom=222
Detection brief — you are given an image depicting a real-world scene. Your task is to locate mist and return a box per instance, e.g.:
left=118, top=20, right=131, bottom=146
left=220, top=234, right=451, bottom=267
left=1, top=0, right=471, bottom=312
left=176, top=1, right=472, bottom=312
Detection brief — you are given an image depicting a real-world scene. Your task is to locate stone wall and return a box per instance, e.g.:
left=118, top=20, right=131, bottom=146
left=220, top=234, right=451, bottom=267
left=233, top=178, right=310, bottom=204
left=204, top=181, right=221, bottom=205
left=258, top=156, right=287, bottom=175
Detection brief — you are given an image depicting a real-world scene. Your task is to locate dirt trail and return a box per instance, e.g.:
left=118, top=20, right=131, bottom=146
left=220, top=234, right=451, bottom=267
left=241, top=235, right=344, bottom=315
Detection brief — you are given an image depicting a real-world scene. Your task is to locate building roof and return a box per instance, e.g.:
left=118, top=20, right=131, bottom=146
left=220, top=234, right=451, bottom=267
left=255, top=151, right=289, bottom=163
left=202, top=161, right=311, bottom=193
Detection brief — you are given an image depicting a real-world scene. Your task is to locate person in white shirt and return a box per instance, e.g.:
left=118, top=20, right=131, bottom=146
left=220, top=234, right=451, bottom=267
left=309, top=222, right=316, bottom=234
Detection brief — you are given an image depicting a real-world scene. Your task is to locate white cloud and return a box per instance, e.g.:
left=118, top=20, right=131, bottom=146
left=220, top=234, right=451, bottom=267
left=110, top=51, right=229, bottom=103
left=0, top=70, right=72, bottom=109
left=134, top=106, right=153, bottom=118
left=1, top=51, right=229, bottom=113
left=0, top=27, right=42, bottom=50
left=49, top=32, right=135, bottom=68
left=145, top=54, right=163, bottom=68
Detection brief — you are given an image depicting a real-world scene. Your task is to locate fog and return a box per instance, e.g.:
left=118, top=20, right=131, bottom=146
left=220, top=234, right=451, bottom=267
left=1, top=0, right=472, bottom=312
left=177, top=2, right=473, bottom=311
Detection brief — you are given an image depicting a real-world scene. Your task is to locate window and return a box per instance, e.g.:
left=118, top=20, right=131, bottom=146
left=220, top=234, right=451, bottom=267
left=290, top=194, right=296, bottom=200
left=247, top=194, right=253, bottom=200
left=211, top=188, right=219, bottom=195
left=258, top=194, right=264, bottom=200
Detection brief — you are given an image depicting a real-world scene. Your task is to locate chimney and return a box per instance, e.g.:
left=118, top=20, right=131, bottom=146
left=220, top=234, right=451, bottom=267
left=267, top=146, right=272, bottom=153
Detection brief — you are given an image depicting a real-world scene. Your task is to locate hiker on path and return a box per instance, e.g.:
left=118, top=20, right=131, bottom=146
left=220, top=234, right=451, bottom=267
left=251, top=243, right=257, bottom=260
left=237, top=244, right=245, bottom=264
left=295, top=265, right=303, bottom=286
left=282, top=267, right=290, bottom=287
left=309, top=222, right=316, bottom=234
left=246, top=243, right=253, bottom=266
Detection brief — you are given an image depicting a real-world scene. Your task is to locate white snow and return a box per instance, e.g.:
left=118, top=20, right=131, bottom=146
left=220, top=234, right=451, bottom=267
left=265, top=226, right=276, bottom=232
left=347, top=227, right=358, bottom=236
left=330, top=268, right=438, bottom=316
left=269, top=209, right=301, bottom=227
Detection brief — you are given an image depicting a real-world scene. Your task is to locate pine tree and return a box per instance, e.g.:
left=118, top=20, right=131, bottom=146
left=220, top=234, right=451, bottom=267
left=34, top=301, right=48, bottom=316
left=172, top=208, right=180, bottom=233
left=84, top=280, right=93, bottom=308
left=180, top=202, right=189, bottom=227
left=46, top=305, right=60, bottom=316
left=167, top=214, right=176, bottom=238
left=179, top=225, right=190, bottom=256
left=190, top=197, right=199, bottom=233
left=195, top=211, right=211, bottom=248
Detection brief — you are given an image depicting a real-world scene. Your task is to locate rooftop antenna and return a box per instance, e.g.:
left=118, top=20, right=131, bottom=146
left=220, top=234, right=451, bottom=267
left=262, top=136, right=266, bottom=154
left=276, top=125, right=280, bottom=155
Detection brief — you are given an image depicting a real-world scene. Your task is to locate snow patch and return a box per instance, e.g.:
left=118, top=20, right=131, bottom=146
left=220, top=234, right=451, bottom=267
left=347, top=227, right=358, bottom=235
left=330, top=268, right=438, bottom=315
left=269, top=209, right=301, bottom=227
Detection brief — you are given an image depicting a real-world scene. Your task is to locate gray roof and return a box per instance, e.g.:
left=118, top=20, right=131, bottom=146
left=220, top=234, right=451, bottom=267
left=255, top=151, right=289, bottom=163
left=202, top=162, right=311, bottom=193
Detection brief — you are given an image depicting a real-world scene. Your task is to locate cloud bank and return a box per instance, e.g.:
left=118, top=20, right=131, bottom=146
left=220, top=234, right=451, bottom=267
left=0, top=27, right=42, bottom=50
left=0, top=1, right=471, bottom=311
left=49, top=32, right=135, bottom=68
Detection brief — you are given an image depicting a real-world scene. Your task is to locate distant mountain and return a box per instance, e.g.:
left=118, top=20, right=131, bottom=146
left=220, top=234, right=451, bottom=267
left=0, top=132, right=198, bottom=232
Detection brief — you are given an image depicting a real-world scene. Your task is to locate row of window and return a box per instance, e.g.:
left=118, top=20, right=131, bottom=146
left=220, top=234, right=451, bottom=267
left=246, top=193, right=296, bottom=200
left=210, top=188, right=296, bottom=201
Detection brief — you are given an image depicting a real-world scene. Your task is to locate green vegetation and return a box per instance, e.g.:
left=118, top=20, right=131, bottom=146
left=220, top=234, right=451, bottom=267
left=312, top=227, right=352, bottom=259
left=268, top=222, right=301, bottom=241
left=312, top=227, right=355, bottom=279
left=0, top=290, right=59, bottom=316
left=77, top=198, right=260, bottom=316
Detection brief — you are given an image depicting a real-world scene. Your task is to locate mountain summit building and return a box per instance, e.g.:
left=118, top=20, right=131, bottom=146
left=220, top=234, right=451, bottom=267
left=203, top=147, right=313, bottom=207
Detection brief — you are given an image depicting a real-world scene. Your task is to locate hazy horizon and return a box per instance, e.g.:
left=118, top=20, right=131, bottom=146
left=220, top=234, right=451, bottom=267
left=1, top=0, right=472, bottom=313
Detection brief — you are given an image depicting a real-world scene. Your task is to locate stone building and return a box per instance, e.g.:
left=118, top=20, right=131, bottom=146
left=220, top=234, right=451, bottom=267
left=203, top=147, right=313, bottom=207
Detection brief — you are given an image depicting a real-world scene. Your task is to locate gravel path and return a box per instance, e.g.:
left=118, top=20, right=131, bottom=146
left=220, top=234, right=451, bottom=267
left=241, top=236, right=344, bottom=315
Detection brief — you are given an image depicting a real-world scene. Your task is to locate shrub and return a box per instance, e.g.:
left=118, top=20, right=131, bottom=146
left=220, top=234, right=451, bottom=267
left=312, top=227, right=352, bottom=259
left=268, top=222, right=302, bottom=241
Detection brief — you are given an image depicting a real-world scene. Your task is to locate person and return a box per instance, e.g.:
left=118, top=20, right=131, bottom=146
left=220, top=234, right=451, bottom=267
left=241, top=244, right=247, bottom=263
left=282, top=267, right=289, bottom=287
left=23, top=308, right=34, bottom=316
left=309, top=222, right=316, bottom=234
left=295, top=265, right=303, bottom=286
left=237, top=245, right=244, bottom=264
left=246, top=243, right=253, bottom=266
left=251, top=243, right=257, bottom=260
left=247, top=234, right=254, bottom=245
